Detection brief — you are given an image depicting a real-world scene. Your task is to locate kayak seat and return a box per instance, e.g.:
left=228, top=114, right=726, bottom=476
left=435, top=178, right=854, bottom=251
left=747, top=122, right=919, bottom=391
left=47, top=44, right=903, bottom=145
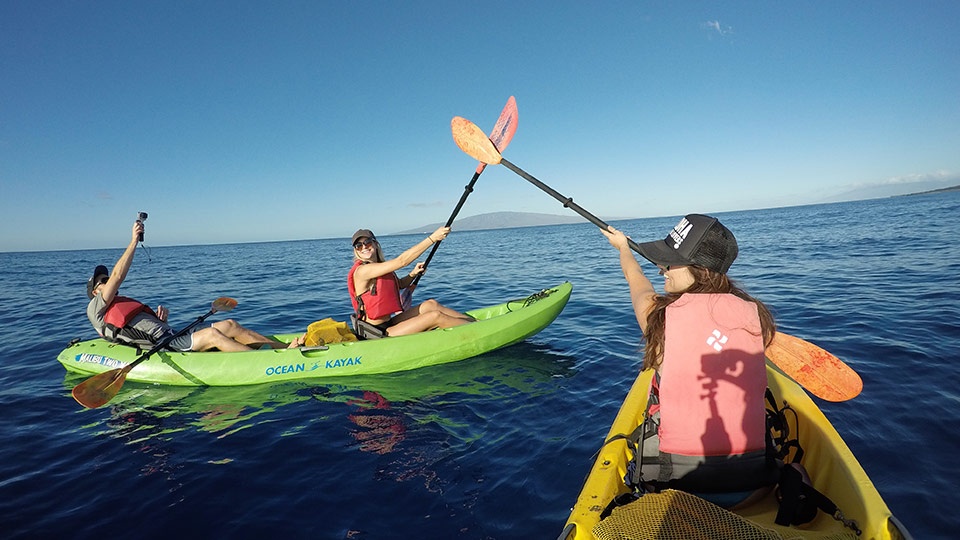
left=350, top=314, right=386, bottom=340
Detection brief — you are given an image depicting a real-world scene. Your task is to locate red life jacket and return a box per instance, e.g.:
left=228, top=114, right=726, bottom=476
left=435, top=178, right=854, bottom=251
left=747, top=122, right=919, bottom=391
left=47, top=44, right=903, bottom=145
left=100, top=296, right=159, bottom=344
left=348, top=260, right=403, bottom=321
left=656, top=293, right=768, bottom=457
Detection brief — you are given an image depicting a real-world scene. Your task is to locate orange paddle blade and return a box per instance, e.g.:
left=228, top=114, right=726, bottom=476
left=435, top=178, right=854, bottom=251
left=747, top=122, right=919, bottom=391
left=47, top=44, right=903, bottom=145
left=451, top=117, right=502, bottom=165
left=475, top=96, right=518, bottom=174
left=71, top=367, right=130, bottom=409
left=766, top=332, right=863, bottom=402
left=212, top=297, right=238, bottom=312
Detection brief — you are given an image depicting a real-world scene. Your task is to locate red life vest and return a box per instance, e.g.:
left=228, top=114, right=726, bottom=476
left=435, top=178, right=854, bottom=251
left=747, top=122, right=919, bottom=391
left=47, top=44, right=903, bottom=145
left=100, top=296, right=159, bottom=344
left=348, top=260, right=403, bottom=321
left=104, top=296, right=156, bottom=329
left=656, top=293, right=768, bottom=457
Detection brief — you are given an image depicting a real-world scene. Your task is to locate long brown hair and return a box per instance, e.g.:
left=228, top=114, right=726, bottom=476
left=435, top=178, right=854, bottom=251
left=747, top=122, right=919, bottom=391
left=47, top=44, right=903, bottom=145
left=641, top=266, right=776, bottom=371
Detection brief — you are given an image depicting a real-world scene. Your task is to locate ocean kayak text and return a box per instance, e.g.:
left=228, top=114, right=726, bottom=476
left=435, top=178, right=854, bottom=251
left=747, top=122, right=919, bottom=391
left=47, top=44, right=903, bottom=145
left=266, top=356, right=362, bottom=376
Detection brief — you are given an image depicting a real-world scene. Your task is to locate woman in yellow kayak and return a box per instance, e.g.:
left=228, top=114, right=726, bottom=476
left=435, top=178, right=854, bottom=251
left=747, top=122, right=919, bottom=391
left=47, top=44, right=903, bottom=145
left=601, top=214, right=779, bottom=507
left=348, top=227, right=473, bottom=337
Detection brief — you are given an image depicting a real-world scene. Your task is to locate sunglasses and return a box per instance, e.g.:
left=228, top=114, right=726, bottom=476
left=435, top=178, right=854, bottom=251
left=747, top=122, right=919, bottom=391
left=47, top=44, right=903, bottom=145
left=353, top=239, right=375, bottom=249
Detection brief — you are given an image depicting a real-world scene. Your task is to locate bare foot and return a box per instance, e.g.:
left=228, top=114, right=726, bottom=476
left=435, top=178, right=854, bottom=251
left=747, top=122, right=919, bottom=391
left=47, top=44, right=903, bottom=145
left=286, top=334, right=306, bottom=348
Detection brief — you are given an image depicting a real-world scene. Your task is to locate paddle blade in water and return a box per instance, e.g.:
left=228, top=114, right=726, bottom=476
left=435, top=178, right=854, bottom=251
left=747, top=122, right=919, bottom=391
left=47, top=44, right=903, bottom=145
left=766, top=332, right=863, bottom=402
left=71, top=368, right=129, bottom=409
left=451, top=117, right=502, bottom=165
left=212, top=297, right=238, bottom=312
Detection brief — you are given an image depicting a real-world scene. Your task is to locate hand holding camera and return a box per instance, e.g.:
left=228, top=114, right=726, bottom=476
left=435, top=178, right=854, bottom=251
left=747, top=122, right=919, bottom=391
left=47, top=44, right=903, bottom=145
left=136, top=211, right=148, bottom=242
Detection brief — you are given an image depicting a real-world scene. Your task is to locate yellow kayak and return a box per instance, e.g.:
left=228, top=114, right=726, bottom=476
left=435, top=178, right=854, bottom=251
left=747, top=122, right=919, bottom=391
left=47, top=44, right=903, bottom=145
left=559, top=363, right=911, bottom=540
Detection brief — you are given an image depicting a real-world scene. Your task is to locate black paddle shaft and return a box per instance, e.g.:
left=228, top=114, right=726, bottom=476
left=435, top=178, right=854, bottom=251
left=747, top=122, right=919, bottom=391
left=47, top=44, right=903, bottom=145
left=124, top=307, right=217, bottom=371
left=409, top=169, right=483, bottom=290
left=499, top=157, right=645, bottom=255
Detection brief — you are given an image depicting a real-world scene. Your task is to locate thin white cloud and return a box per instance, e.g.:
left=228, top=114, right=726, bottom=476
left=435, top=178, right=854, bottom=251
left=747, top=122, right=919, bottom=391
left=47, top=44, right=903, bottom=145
left=881, top=170, right=954, bottom=185
left=850, top=170, right=956, bottom=188
left=703, top=20, right=733, bottom=36
left=408, top=200, right=446, bottom=208
left=827, top=170, right=958, bottom=202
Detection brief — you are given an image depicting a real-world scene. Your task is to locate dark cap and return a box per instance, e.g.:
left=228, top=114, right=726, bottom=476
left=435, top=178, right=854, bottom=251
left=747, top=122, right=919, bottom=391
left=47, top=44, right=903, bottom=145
left=636, top=214, right=738, bottom=274
left=351, top=229, right=377, bottom=245
left=86, top=265, right=109, bottom=298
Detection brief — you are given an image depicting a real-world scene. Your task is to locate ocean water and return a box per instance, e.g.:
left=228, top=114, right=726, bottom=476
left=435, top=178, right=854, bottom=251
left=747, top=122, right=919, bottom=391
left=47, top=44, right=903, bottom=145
left=1, top=192, right=958, bottom=538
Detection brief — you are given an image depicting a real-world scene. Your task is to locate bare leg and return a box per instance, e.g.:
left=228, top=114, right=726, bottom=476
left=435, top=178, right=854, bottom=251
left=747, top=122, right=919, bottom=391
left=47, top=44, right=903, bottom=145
left=190, top=326, right=253, bottom=352
left=211, top=319, right=289, bottom=348
left=394, top=299, right=473, bottom=324
left=386, top=309, right=471, bottom=337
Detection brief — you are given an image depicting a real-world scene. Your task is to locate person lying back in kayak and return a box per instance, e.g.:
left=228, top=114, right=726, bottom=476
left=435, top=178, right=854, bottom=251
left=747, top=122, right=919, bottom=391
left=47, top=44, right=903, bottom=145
left=601, top=214, right=779, bottom=508
left=86, top=220, right=298, bottom=352
left=348, top=227, right=473, bottom=337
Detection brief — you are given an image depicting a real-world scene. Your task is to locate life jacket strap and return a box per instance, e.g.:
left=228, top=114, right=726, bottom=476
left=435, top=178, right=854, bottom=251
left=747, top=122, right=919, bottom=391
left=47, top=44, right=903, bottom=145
left=598, top=374, right=661, bottom=498
left=765, top=388, right=804, bottom=463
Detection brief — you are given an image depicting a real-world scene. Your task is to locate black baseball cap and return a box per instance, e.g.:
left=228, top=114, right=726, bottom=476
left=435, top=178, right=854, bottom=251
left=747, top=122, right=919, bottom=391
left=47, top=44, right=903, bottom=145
left=86, top=265, right=109, bottom=298
left=351, top=229, right=377, bottom=245
left=636, top=214, right=738, bottom=274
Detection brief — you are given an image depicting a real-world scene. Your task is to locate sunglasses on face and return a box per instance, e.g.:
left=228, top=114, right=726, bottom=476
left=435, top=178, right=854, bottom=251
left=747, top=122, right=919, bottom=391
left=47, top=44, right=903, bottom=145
left=353, top=239, right=375, bottom=249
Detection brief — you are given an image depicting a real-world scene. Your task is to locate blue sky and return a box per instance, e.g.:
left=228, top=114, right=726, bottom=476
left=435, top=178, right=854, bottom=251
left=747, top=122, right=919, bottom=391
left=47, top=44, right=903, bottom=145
left=2, top=1, right=958, bottom=252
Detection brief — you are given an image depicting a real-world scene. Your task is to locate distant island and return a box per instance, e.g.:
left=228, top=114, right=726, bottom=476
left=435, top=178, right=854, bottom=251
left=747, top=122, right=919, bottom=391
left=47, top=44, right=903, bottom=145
left=395, top=211, right=594, bottom=234
left=395, top=184, right=960, bottom=235
left=901, top=184, right=960, bottom=197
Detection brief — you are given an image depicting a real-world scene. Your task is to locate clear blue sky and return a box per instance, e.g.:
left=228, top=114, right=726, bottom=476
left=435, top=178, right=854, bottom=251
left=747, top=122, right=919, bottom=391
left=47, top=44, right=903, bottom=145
left=3, top=1, right=958, bottom=252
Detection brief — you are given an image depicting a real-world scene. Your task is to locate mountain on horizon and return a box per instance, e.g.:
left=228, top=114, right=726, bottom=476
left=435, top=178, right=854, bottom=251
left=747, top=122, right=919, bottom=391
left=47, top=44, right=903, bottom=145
left=395, top=211, right=591, bottom=234
left=824, top=181, right=959, bottom=203
left=394, top=184, right=960, bottom=235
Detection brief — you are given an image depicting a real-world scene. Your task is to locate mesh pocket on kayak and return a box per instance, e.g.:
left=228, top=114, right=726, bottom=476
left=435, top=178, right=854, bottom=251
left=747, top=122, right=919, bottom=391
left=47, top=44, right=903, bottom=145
left=592, top=489, right=858, bottom=540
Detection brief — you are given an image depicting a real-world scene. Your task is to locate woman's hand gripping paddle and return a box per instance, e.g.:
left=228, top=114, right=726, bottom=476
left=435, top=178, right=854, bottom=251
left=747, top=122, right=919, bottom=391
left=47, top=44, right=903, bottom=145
left=71, top=297, right=238, bottom=409
left=401, top=97, right=518, bottom=310
left=450, top=116, right=863, bottom=402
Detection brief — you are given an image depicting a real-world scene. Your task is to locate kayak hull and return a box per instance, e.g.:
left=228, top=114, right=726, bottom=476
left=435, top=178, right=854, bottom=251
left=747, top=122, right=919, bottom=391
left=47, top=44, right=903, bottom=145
left=58, top=282, right=571, bottom=386
left=560, top=361, right=911, bottom=540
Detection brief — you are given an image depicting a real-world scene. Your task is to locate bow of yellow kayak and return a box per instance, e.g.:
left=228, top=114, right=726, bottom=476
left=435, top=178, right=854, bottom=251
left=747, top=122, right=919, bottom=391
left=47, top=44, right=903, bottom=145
left=559, top=362, right=911, bottom=540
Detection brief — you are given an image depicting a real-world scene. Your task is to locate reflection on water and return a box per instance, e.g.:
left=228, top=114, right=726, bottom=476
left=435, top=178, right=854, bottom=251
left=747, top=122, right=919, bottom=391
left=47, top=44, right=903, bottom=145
left=346, top=391, right=406, bottom=454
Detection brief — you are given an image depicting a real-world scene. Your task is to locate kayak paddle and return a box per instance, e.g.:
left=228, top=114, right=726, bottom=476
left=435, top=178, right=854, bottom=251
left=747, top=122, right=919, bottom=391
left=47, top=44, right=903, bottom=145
left=449, top=116, right=863, bottom=402
left=451, top=117, right=648, bottom=252
left=71, top=296, right=237, bottom=409
left=401, top=96, right=518, bottom=310
left=767, top=332, right=862, bottom=401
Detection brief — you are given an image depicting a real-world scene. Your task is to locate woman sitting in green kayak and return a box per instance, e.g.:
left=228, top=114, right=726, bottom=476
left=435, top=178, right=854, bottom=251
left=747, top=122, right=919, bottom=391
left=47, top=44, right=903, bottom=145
left=601, top=214, right=779, bottom=507
left=347, top=227, right=473, bottom=337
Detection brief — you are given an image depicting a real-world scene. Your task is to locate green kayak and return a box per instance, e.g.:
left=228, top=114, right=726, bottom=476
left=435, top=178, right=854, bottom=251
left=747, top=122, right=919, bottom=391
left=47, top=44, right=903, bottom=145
left=58, top=282, right=571, bottom=386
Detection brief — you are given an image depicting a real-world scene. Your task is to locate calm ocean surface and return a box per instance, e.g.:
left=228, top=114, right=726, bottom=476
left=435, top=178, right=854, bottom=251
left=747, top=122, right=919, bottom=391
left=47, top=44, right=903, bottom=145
left=1, top=192, right=958, bottom=538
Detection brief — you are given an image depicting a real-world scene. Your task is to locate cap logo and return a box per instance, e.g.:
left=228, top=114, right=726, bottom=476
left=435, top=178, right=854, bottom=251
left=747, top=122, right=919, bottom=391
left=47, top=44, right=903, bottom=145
left=669, top=218, right=694, bottom=249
